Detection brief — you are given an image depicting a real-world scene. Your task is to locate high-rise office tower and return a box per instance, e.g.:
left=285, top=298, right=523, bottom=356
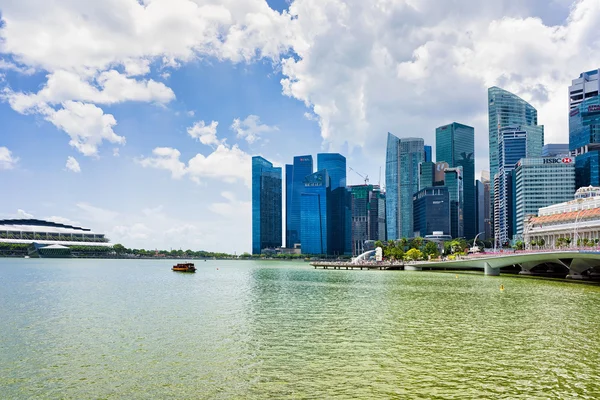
left=252, top=156, right=282, bottom=254
left=444, top=167, right=464, bottom=239
left=317, top=153, right=346, bottom=190
left=349, top=185, right=385, bottom=255
left=569, top=69, right=600, bottom=188
left=317, top=153, right=348, bottom=255
left=413, top=187, right=450, bottom=237
left=424, top=145, right=432, bottom=163
left=494, top=129, right=527, bottom=246
left=285, top=155, right=313, bottom=248
left=476, top=170, right=491, bottom=241
left=300, top=170, right=330, bottom=255
left=488, top=87, right=544, bottom=201
left=514, top=157, right=575, bottom=238
left=436, top=122, right=475, bottom=239
left=418, top=161, right=435, bottom=191
left=385, top=134, right=424, bottom=239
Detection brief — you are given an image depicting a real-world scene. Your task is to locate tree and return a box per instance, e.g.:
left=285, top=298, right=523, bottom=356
left=374, top=240, right=384, bottom=249
left=423, top=241, right=439, bottom=259
left=399, top=237, right=409, bottom=249
left=409, top=237, right=423, bottom=249
left=113, top=244, right=127, bottom=254
left=405, top=248, right=423, bottom=261
left=513, top=240, right=524, bottom=251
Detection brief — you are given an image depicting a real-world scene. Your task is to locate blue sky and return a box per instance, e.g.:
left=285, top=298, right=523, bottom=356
left=0, top=0, right=598, bottom=252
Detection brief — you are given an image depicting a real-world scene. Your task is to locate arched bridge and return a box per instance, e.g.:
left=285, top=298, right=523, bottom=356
left=412, top=251, right=600, bottom=279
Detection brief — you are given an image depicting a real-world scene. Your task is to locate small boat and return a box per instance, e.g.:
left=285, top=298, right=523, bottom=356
left=172, top=263, right=196, bottom=272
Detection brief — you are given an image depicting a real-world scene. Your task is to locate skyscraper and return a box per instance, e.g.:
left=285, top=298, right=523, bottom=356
left=317, top=153, right=346, bottom=190
left=300, top=170, right=330, bottom=255
left=385, top=134, right=424, bottom=239
left=476, top=170, right=491, bottom=241
left=569, top=69, right=600, bottom=188
left=349, top=185, right=385, bottom=255
left=424, top=145, right=432, bottom=163
left=252, top=156, right=282, bottom=254
left=444, top=167, right=463, bottom=239
left=488, top=87, right=544, bottom=200
left=317, top=153, right=348, bottom=255
left=514, top=157, right=575, bottom=237
left=413, top=187, right=450, bottom=237
left=285, top=155, right=313, bottom=248
left=436, top=122, right=475, bottom=239
left=494, top=129, right=527, bottom=246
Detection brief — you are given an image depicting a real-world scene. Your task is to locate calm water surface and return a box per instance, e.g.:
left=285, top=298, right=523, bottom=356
left=1, top=259, right=599, bottom=399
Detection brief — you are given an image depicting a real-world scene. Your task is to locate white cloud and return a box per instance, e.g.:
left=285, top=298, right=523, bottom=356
left=276, top=0, right=600, bottom=173
left=136, top=147, right=187, bottom=179
left=47, top=101, right=125, bottom=156
left=113, top=148, right=120, bottom=157
left=230, top=114, right=278, bottom=143
left=209, top=191, right=251, bottom=218
left=17, top=209, right=34, bottom=218
left=187, top=144, right=252, bottom=186
left=45, top=216, right=81, bottom=226
left=76, top=202, right=119, bottom=223
left=187, top=120, right=221, bottom=146
left=3, top=69, right=175, bottom=113
left=187, top=110, right=195, bottom=117
left=137, top=143, right=252, bottom=186
left=0, top=146, right=19, bottom=170
left=65, top=156, right=81, bottom=173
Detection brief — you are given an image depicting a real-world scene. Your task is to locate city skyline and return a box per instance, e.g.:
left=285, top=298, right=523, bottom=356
left=1, top=0, right=600, bottom=253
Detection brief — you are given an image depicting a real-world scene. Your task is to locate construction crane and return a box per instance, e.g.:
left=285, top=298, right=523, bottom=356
left=348, top=166, right=369, bottom=185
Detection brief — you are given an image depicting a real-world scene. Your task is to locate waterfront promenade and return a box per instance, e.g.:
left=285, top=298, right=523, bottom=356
left=313, top=249, right=600, bottom=279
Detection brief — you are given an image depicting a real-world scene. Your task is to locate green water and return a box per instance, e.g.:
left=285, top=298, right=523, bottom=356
left=1, top=259, right=599, bottom=399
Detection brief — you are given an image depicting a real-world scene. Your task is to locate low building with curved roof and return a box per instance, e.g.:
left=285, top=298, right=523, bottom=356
left=0, top=219, right=113, bottom=248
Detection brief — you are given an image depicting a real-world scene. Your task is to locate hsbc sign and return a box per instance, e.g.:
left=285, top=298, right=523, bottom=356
left=543, top=157, right=573, bottom=164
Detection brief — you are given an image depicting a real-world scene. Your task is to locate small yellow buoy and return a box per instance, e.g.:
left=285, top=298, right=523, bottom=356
left=455, top=274, right=458, bottom=279
left=500, top=284, right=505, bottom=291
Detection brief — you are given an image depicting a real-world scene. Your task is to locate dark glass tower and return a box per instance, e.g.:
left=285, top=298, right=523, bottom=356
left=569, top=69, right=600, bottom=188
left=252, top=156, right=282, bottom=254
left=318, top=153, right=348, bottom=255
left=436, top=122, right=475, bottom=239
left=285, top=155, right=313, bottom=248
left=300, top=170, right=330, bottom=255
left=413, top=187, right=450, bottom=237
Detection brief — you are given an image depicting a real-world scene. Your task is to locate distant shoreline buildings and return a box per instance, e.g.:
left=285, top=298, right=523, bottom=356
left=252, top=67, right=600, bottom=255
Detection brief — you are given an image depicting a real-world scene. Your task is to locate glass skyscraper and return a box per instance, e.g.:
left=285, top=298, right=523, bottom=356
left=252, top=156, right=282, bottom=254
left=488, top=87, right=544, bottom=201
left=317, top=153, right=348, bottom=255
left=413, top=187, right=450, bottom=237
left=285, top=155, right=313, bottom=248
left=300, top=170, right=330, bottom=255
left=436, top=122, right=475, bottom=239
left=317, top=153, right=346, bottom=190
left=385, top=134, right=424, bottom=239
left=569, top=69, right=600, bottom=188
left=494, top=130, right=527, bottom=246
left=424, top=145, right=432, bottom=163
left=444, top=167, right=463, bottom=239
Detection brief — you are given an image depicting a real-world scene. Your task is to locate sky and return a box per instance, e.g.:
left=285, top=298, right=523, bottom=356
left=0, top=0, right=598, bottom=253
